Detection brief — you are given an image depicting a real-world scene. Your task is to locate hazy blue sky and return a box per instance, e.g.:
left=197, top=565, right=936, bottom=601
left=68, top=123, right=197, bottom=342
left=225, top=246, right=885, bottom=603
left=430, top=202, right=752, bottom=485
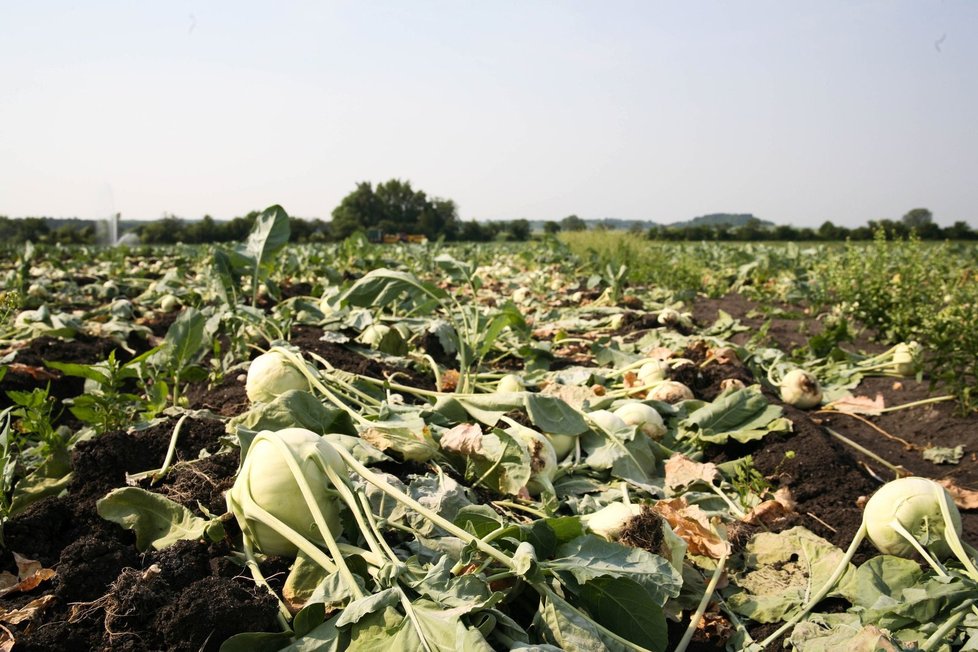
left=2, top=2, right=976, bottom=227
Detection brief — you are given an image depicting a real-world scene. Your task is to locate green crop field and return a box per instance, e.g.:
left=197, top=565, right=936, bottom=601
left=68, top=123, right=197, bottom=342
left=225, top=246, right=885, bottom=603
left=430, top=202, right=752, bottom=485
left=2, top=208, right=978, bottom=651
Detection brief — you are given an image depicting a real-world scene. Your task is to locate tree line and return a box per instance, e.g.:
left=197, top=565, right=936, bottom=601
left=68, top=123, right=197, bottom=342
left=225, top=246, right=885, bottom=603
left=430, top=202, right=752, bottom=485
left=1, top=181, right=975, bottom=244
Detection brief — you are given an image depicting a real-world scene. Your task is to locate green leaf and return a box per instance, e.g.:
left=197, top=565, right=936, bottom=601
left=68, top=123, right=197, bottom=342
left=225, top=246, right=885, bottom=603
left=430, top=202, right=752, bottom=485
left=524, top=394, right=589, bottom=436
left=339, top=269, right=447, bottom=310
left=219, top=631, right=293, bottom=652
left=96, top=487, right=225, bottom=551
left=335, top=589, right=401, bottom=628
left=44, top=360, right=112, bottom=385
left=228, top=390, right=356, bottom=437
left=535, top=590, right=634, bottom=652
left=680, top=386, right=787, bottom=445
left=241, top=204, right=291, bottom=268
left=441, top=427, right=531, bottom=497
left=547, top=535, right=682, bottom=606
left=407, top=556, right=500, bottom=611
left=282, top=614, right=344, bottom=652
left=579, top=577, right=668, bottom=652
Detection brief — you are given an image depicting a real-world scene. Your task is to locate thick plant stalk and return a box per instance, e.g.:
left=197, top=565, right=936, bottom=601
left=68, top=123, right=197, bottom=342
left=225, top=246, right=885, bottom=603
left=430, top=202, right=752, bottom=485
left=330, top=444, right=515, bottom=571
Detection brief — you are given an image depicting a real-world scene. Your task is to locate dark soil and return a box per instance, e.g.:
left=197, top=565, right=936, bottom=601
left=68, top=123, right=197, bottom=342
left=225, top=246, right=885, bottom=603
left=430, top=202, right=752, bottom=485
left=1, top=417, right=275, bottom=652
left=290, top=324, right=434, bottom=390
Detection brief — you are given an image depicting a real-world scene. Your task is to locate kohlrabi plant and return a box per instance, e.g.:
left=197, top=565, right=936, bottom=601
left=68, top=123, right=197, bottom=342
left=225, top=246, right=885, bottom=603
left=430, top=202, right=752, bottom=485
left=756, top=476, right=978, bottom=649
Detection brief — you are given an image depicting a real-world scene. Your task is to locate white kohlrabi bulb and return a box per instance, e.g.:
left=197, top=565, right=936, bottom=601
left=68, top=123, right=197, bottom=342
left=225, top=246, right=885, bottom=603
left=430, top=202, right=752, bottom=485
left=779, top=369, right=822, bottom=409
left=246, top=350, right=310, bottom=403
left=863, top=476, right=962, bottom=559
left=613, top=402, right=666, bottom=440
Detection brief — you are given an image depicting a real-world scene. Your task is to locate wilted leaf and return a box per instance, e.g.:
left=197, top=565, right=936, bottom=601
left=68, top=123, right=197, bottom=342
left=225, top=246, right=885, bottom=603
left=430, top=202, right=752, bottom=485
left=922, top=445, right=964, bottom=465
left=824, top=393, right=885, bottom=416
left=96, top=487, right=225, bottom=551
left=359, top=424, right=438, bottom=462
left=938, top=478, right=978, bottom=510
left=652, top=498, right=730, bottom=560
left=0, top=594, right=56, bottom=625
left=0, top=554, right=56, bottom=598
left=726, top=527, right=853, bottom=623
left=439, top=423, right=484, bottom=456
left=664, top=454, right=719, bottom=492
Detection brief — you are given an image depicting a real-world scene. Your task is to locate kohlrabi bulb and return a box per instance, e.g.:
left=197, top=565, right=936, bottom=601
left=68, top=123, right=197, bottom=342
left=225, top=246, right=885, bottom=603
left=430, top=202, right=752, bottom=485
left=582, top=502, right=641, bottom=540
left=863, top=476, right=962, bottom=559
left=613, top=402, right=667, bottom=440
left=648, top=381, right=694, bottom=404
left=227, top=428, right=345, bottom=556
left=246, top=350, right=310, bottom=403
left=589, top=409, right=628, bottom=433
left=780, top=369, right=822, bottom=409
left=160, top=294, right=181, bottom=312
left=496, top=374, right=525, bottom=393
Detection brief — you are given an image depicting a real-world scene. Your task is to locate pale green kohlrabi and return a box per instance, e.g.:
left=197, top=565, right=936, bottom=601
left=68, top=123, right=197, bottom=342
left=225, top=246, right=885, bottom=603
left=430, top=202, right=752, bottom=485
left=245, top=349, right=312, bottom=403
left=226, top=427, right=346, bottom=556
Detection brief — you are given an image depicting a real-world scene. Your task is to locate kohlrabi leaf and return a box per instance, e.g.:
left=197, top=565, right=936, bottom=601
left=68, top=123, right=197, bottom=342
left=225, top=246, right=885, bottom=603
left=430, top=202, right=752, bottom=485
left=547, top=535, right=682, bottom=607
left=524, top=394, right=589, bottom=436
left=279, top=613, right=343, bottom=652
left=534, top=590, right=636, bottom=652
left=336, top=589, right=401, bottom=628
left=96, top=487, right=224, bottom=551
left=789, top=614, right=905, bottom=652
left=406, top=556, right=501, bottom=611
left=579, top=577, right=668, bottom=652
left=726, top=526, right=854, bottom=623
left=339, top=269, right=446, bottom=311
left=233, top=204, right=291, bottom=269
left=440, top=425, right=531, bottom=497
left=580, top=422, right=657, bottom=486
left=679, top=386, right=789, bottom=445
left=228, top=389, right=356, bottom=436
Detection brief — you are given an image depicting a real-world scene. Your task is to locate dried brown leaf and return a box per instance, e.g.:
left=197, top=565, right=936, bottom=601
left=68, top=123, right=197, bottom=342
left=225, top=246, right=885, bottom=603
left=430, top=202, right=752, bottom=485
left=824, top=393, right=885, bottom=416
left=438, top=369, right=460, bottom=393
left=0, top=555, right=56, bottom=598
left=0, top=623, right=13, bottom=652
left=653, top=497, right=731, bottom=559
left=0, top=595, right=56, bottom=625
left=938, top=478, right=978, bottom=510
left=439, top=423, right=484, bottom=456
left=664, top=454, right=719, bottom=491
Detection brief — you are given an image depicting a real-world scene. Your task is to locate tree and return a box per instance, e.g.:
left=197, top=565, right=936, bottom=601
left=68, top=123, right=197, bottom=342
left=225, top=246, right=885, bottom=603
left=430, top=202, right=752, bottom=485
left=560, top=214, right=587, bottom=231
left=543, top=221, right=561, bottom=235
left=902, top=208, right=933, bottom=230
left=330, top=179, right=459, bottom=240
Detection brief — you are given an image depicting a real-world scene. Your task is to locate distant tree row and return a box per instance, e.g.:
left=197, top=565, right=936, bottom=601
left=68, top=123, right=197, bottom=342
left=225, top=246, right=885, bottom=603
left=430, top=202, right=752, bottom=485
left=2, top=199, right=975, bottom=246
left=644, top=209, right=978, bottom=241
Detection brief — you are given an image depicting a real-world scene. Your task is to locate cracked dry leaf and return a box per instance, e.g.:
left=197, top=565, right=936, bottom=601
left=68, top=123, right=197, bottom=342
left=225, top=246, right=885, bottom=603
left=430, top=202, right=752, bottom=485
left=538, top=383, right=603, bottom=411
left=0, top=595, right=56, bottom=625
left=0, top=554, right=56, bottom=598
left=664, top=454, right=719, bottom=492
left=652, top=498, right=731, bottom=559
left=439, top=423, right=484, bottom=455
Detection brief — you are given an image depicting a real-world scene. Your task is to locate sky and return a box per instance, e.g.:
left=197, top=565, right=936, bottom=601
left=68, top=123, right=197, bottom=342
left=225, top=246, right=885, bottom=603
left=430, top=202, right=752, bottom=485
left=2, top=1, right=976, bottom=228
